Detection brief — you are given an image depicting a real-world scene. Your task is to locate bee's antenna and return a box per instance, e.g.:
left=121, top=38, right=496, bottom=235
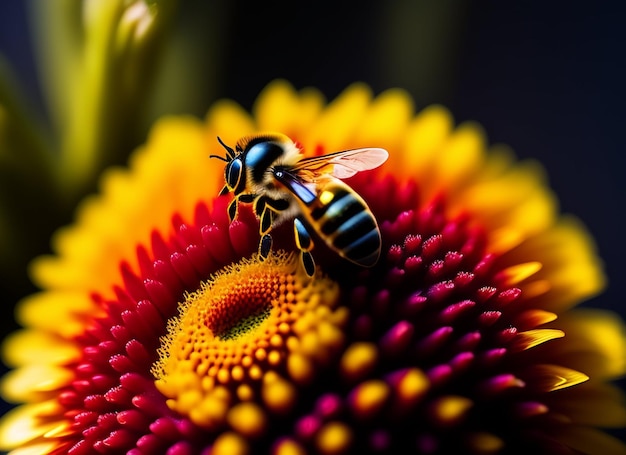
left=209, top=154, right=228, bottom=162
left=217, top=136, right=236, bottom=159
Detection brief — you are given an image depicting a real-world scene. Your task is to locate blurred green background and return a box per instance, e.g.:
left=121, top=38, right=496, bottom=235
left=1, top=0, right=625, bottom=439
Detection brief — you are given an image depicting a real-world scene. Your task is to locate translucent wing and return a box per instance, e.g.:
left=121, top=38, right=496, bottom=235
left=290, top=148, right=389, bottom=180
left=273, top=169, right=317, bottom=205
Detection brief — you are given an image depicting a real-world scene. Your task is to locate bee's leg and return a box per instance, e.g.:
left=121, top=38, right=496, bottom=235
left=253, top=196, right=267, bottom=220
left=227, top=193, right=256, bottom=223
left=254, top=198, right=273, bottom=236
left=257, top=198, right=290, bottom=234
left=227, top=198, right=238, bottom=223
left=265, top=198, right=290, bottom=212
left=253, top=197, right=274, bottom=260
left=256, top=197, right=290, bottom=262
left=294, top=217, right=315, bottom=276
left=259, top=233, right=273, bottom=260
left=239, top=194, right=256, bottom=204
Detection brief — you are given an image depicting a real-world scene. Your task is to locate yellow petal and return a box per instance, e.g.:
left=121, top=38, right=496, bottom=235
left=457, top=160, right=557, bottom=240
left=15, top=291, right=98, bottom=337
left=307, top=83, right=371, bottom=152
left=205, top=99, right=255, bottom=147
left=556, top=309, right=626, bottom=379
left=1, top=365, right=73, bottom=402
left=254, top=80, right=324, bottom=136
left=2, top=330, right=79, bottom=367
left=33, top=115, right=217, bottom=297
left=497, top=261, right=543, bottom=285
left=400, top=104, right=453, bottom=184
left=517, top=217, right=606, bottom=311
left=526, top=364, right=589, bottom=392
left=0, top=401, right=64, bottom=451
left=514, top=328, right=564, bottom=351
left=432, top=122, right=486, bottom=194
left=354, top=88, right=414, bottom=150
left=3, top=441, right=62, bottom=455
left=514, top=309, right=558, bottom=330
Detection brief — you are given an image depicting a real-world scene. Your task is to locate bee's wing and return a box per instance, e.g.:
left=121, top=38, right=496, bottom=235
left=273, top=169, right=318, bottom=205
left=291, top=148, right=389, bottom=180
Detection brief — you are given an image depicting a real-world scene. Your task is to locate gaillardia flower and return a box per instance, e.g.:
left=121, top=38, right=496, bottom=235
left=1, top=81, right=625, bottom=454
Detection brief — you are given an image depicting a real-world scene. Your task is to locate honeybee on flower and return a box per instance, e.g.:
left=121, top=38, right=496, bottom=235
left=211, top=133, right=388, bottom=276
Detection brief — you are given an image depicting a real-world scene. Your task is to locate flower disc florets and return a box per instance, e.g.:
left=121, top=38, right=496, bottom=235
left=154, top=253, right=344, bottom=432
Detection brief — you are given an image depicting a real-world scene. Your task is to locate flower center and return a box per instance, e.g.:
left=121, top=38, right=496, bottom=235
left=204, top=271, right=274, bottom=340
left=152, top=252, right=344, bottom=430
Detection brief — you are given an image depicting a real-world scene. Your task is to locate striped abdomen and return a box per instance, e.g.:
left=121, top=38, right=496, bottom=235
left=304, top=179, right=381, bottom=267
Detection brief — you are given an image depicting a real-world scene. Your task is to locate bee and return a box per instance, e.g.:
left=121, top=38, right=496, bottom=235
left=210, top=133, right=388, bottom=276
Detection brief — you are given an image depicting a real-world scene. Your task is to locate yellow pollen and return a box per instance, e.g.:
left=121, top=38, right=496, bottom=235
left=287, top=352, right=315, bottom=385
left=236, top=384, right=254, bottom=401
left=231, top=365, right=244, bottom=381
left=319, top=190, right=335, bottom=205
left=299, top=331, right=322, bottom=356
left=255, top=348, right=267, bottom=361
left=273, top=438, right=307, bottom=455
left=212, top=432, right=249, bottom=455
left=467, top=432, right=505, bottom=453
left=262, top=373, right=296, bottom=414
left=270, top=333, right=284, bottom=347
left=152, top=253, right=341, bottom=428
left=217, top=368, right=230, bottom=384
left=316, top=422, right=353, bottom=454
left=350, top=380, right=390, bottom=419
left=397, top=368, right=429, bottom=402
left=286, top=336, right=300, bottom=351
left=249, top=365, right=263, bottom=380
left=267, top=350, right=282, bottom=365
left=227, top=402, right=267, bottom=438
left=191, top=393, right=230, bottom=429
left=431, top=395, right=473, bottom=427
left=340, top=342, right=378, bottom=383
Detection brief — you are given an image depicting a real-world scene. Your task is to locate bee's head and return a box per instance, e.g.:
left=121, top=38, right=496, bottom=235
left=211, top=137, right=246, bottom=195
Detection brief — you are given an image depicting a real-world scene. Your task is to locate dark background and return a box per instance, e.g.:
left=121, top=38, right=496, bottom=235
left=1, top=0, right=624, bottom=441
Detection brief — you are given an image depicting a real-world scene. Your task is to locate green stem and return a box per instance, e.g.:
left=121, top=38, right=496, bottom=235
left=31, top=0, right=176, bottom=205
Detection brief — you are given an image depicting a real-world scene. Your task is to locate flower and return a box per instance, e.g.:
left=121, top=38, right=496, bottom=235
left=1, top=80, right=625, bottom=454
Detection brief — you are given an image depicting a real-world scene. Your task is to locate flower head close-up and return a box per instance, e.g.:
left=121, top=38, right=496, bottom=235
left=1, top=79, right=625, bottom=454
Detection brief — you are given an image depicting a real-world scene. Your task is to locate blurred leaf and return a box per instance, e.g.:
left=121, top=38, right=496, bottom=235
left=0, top=55, right=60, bottom=295
left=28, top=0, right=83, bottom=136
left=29, top=0, right=179, bottom=205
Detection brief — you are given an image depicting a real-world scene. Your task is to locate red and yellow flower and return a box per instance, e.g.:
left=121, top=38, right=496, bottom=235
left=1, top=81, right=624, bottom=454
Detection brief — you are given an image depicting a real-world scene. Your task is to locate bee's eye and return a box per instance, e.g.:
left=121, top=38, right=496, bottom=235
left=225, top=159, right=244, bottom=192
